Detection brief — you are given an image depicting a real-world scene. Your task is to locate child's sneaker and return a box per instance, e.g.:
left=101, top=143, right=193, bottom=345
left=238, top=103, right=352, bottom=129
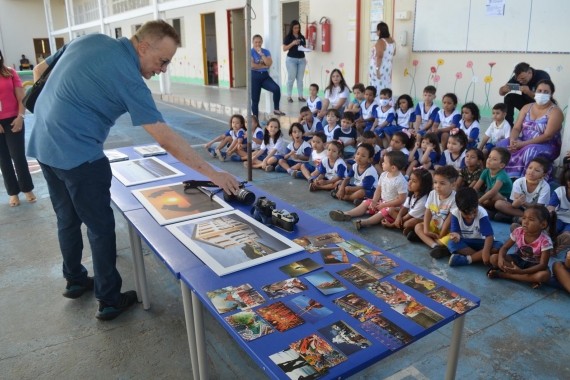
left=290, top=170, right=298, bottom=178
left=218, top=152, right=227, bottom=162
left=449, top=254, right=469, bottom=266
left=230, top=155, right=243, bottom=162
left=429, top=245, right=451, bottom=259
left=494, top=212, right=513, bottom=224
left=265, top=165, right=274, bottom=172
left=405, top=229, right=421, bottom=242
left=207, top=148, right=216, bottom=157
left=296, top=171, right=305, bottom=179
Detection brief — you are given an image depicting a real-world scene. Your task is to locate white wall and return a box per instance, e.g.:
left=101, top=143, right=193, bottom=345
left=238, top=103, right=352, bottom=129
left=0, top=0, right=50, bottom=68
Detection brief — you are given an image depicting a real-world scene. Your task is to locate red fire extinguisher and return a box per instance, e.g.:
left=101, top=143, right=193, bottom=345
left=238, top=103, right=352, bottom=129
left=306, top=22, right=317, bottom=51
left=320, top=17, right=331, bottom=53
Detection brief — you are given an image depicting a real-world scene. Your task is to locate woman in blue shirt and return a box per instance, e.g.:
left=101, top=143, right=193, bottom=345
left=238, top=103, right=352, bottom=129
left=251, top=35, right=285, bottom=117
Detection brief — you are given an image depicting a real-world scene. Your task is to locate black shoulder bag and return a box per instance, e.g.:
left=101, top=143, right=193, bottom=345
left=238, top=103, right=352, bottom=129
left=22, top=46, right=66, bottom=113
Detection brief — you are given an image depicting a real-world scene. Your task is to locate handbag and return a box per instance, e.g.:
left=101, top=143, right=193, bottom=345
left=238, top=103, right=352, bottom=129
left=22, top=46, right=66, bottom=113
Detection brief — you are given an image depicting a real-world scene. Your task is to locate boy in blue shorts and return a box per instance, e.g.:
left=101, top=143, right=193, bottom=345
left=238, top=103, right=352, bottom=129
left=448, top=187, right=503, bottom=266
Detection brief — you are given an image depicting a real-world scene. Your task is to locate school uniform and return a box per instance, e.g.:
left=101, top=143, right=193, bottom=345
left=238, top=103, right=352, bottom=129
left=459, top=119, right=480, bottom=149
left=259, top=136, right=285, bottom=160
left=346, top=163, right=379, bottom=199
left=318, top=157, right=347, bottom=180
left=302, top=117, right=324, bottom=141
left=333, top=127, right=358, bottom=157
left=372, top=106, right=395, bottom=137
left=307, top=96, right=323, bottom=115
left=359, top=100, right=378, bottom=131
left=276, top=140, right=312, bottom=173
left=309, top=149, right=327, bottom=173
left=434, top=109, right=461, bottom=141
left=438, top=150, right=466, bottom=170
left=251, top=127, right=264, bottom=150
left=384, top=108, right=415, bottom=137
left=386, top=146, right=410, bottom=162
left=448, top=206, right=503, bottom=254
left=549, top=186, right=570, bottom=233
left=324, top=124, right=340, bottom=142
left=415, top=102, right=439, bottom=136
left=413, top=148, right=438, bottom=170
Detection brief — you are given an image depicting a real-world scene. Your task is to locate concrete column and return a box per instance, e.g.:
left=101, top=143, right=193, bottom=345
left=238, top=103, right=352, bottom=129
left=97, top=0, right=105, bottom=34
left=64, top=0, right=74, bottom=40
left=263, top=0, right=282, bottom=114
left=43, top=0, right=57, bottom=54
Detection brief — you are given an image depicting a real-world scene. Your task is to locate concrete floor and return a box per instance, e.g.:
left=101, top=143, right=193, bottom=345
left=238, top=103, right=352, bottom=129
left=1, top=84, right=568, bottom=380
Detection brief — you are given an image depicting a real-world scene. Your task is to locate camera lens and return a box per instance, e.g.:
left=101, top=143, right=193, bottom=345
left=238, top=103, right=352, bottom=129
left=237, top=189, right=256, bottom=206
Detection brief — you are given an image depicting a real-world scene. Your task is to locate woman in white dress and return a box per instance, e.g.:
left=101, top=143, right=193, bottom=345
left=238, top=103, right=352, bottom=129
left=369, top=22, right=395, bottom=95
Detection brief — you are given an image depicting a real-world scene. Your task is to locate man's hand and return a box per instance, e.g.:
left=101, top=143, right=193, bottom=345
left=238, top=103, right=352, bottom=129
left=519, top=85, right=530, bottom=96
left=209, top=171, right=241, bottom=195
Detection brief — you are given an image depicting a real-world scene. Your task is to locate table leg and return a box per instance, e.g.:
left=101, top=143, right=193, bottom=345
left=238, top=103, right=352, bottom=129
left=128, top=223, right=151, bottom=310
left=181, top=282, right=201, bottom=380
left=444, top=315, right=466, bottom=380
left=127, top=224, right=142, bottom=302
left=192, top=292, right=209, bottom=380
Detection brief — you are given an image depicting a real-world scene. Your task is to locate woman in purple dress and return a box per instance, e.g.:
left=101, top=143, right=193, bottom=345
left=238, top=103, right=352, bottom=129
left=497, top=79, right=563, bottom=181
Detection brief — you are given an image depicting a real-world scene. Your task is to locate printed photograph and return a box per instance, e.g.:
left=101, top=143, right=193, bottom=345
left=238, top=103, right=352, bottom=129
left=361, top=252, right=399, bottom=271
left=111, top=157, right=183, bottom=186
left=261, top=278, right=309, bottom=300
left=336, top=239, right=376, bottom=258
left=426, top=287, right=477, bottom=314
left=337, top=266, right=377, bottom=289
left=167, top=211, right=303, bottom=276
left=269, top=348, right=325, bottom=380
left=366, top=281, right=414, bottom=305
left=426, top=287, right=461, bottom=304
left=307, top=232, right=345, bottom=246
left=224, top=311, right=274, bottom=341
left=393, top=270, right=439, bottom=294
left=133, top=144, right=167, bottom=157
left=103, top=149, right=129, bottom=163
left=289, top=334, right=347, bottom=373
left=284, top=295, right=333, bottom=324
left=232, top=283, right=266, bottom=309
left=132, top=183, right=233, bottom=225
left=305, top=271, right=347, bottom=295
left=386, top=298, right=445, bottom=329
left=256, top=301, right=305, bottom=332
left=318, top=320, right=372, bottom=356
left=279, top=258, right=322, bottom=277
left=333, top=293, right=382, bottom=322
left=206, top=286, right=247, bottom=314
left=360, top=315, right=414, bottom=351
left=292, top=236, right=327, bottom=253
left=320, top=247, right=350, bottom=265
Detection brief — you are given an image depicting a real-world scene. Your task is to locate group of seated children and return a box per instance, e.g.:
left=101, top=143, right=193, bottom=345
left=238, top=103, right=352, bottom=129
left=202, top=85, right=570, bottom=291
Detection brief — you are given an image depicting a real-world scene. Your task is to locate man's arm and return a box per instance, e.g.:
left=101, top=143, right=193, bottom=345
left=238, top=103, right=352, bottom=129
left=143, top=122, right=240, bottom=194
left=33, top=61, right=49, bottom=82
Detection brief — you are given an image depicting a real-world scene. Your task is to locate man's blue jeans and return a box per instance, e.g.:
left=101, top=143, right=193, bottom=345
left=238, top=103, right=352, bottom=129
left=39, top=157, right=122, bottom=305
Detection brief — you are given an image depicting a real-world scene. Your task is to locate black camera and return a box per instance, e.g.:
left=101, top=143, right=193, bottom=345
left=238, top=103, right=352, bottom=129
left=182, top=180, right=256, bottom=206
left=255, top=197, right=276, bottom=217
left=271, top=209, right=299, bottom=232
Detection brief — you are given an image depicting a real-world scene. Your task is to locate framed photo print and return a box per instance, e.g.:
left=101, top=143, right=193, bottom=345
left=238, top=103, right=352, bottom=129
left=131, top=182, right=233, bottom=225
left=111, top=157, right=183, bottom=186
left=166, top=210, right=303, bottom=276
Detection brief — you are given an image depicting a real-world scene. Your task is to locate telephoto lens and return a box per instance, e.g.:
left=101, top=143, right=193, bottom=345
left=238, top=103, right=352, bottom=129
left=236, top=188, right=256, bottom=206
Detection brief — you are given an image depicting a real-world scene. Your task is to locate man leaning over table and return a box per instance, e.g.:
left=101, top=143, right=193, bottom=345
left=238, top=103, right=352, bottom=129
left=28, top=20, right=240, bottom=321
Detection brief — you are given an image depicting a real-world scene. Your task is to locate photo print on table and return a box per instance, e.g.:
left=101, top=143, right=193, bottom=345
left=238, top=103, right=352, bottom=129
left=393, top=269, right=439, bottom=294
left=206, top=286, right=247, bottom=314
left=261, top=278, right=309, bottom=300
left=426, top=287, right=477, bottom=314
left=318, top=320, right=372, bottom=356
left=224, top=311, right=274, bottom=341
left=307, top=232, right=345, bottom=246
left=279, top=258, right=322, bottom=277
left=320, top=247, right=350, bottom=265
left=256, top=301, right=305, bottom=332
left=361, top=252, right=399, bottom=273
left=336, top=239, right=377, bottom=258
left=292, top=236, right=327, bottom=253
left=269, top=348, right=325, bottom=380
left=289, top=334, right=347, bottom=373
left=284, top=295, right=333, bottom=324
left=337, top=261, right=391, bottom=289
left=167, top=210, right=303, bottom=276
left=103, top=149, right=129, bottom=163
left=333, top=292, right=382, bottom=322
left=111, top=157, right=184, bottom=186
left=131, top=182, right=233, bottom=225
left=232, top=283, right=267, bottom=309
left=360, top=315, right=414, bottom=351
left=305, top=271, right=347, bottom=295
left=133, top=144, right=167, bottom=157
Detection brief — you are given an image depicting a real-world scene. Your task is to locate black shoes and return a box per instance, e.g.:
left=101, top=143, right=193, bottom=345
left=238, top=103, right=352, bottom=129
left=95, top=290, right=138, bottom=321
left=62, top=276, right=94, bottom=299
left=429, top=245, right=451, bottom=259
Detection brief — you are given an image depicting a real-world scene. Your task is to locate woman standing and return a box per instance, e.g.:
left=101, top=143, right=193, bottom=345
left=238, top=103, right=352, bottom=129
left=251, top=35, right=285, bottom=117
left=497, top=79, right=563, bottom=181
left=283, top=20, right=307, bottom=103
left=0, top=49, right=35, bottom=206
left=369, top=22, right=395, bottom=95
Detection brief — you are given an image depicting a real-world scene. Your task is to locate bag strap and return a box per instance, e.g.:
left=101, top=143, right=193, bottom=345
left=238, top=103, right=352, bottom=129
left=37, top=44, right=67, bottom=82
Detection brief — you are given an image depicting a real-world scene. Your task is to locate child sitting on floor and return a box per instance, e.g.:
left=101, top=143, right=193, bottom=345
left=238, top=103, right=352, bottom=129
left=205, top=114, right=247, bottom=162
left=245, top=118, right=285, bottom=172
left=414, top=85, right=439, bottom=137
left=478, top=103, right=511, bottom=162
left=299, top=106, right=324, bottom=141
left=333, top=111, right=358, bottom=158
left=494, top=157, right=550, bottom=224
left=435, top=128, right=467, bottom=171
left=488, top=205, right=555, bottom=289
left=407, top=132, right=440, bottom=177
left=346, top=83, right=365, bottom=114
left=410, top=165, right=458, bottom=259
left=431, top=92, right=461, bottom=151
left=329, top=151, right=407, bottom=230
left=301, top=131, right=327, bottom=181
left=456, top=148, right=484, bottom=189
left=459, top=102, right=481, bottom=149
left=473, top=147, right=512, bottom=214
left=359, top=131, right=382, bottom=175
left=333, top=143, right=379, bottom=203
left=382, top=168, right=433, bottom=237
left=309, top=140, right=347, bottom=192
left=277, top=123, right=312, bottom=178
left=552, top=252, right=570, bottom=293
left=307, top=83, right=322, bottom=118
left=547, top=161, right=570, bottom=255
left=355, top=86, right=378, bottom=135
left=371, top=88, right=395, bottom=147
left=448, top=187, right=503, bottom=266
left=323, top=109, right=341, bottom=142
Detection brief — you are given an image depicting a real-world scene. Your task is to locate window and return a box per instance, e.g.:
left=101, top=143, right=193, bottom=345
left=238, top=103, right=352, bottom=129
left=170, top=18, right=184, bottom=47
left=115, top=28, right=122, bottom=38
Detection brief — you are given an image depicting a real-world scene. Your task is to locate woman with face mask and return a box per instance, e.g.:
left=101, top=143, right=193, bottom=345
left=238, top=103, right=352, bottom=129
left=497, top=79, right=563, bottom=181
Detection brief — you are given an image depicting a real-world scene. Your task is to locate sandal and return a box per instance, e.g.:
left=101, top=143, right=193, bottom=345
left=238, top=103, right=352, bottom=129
left=24, top=191, right=36, bottom=203
left=273, top=110, right=286, bottom=116
left=486, top=268, right=502, bottom=279
left=329, top=210, right=352, bottom=222
left=9, top=195, right=20, bottom=207
left=353, top=219, right=362, bottom=230
left=288, top=97, right=293, bottom=103
left=309, top=182, right=316, bottom=192
left=298, top=97, right=307, bottom=102
left=531, top=282, right=543, bottom=289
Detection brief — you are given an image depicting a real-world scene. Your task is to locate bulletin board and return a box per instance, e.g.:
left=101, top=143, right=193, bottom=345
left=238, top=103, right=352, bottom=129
left=412, top=0, right=570, bottom=53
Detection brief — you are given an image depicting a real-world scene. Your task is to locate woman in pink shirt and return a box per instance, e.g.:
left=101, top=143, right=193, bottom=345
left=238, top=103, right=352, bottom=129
left=0, top=50, right=35, bottom=206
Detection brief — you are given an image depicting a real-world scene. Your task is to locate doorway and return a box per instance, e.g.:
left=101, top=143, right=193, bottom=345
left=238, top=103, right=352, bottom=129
left=282, top=1, right=299, bottom=36
left=227, top=8, right=246, bottom=88
left=201, top=13, right=218, bottom=86
left=33, top=38, right=64, bottom=65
